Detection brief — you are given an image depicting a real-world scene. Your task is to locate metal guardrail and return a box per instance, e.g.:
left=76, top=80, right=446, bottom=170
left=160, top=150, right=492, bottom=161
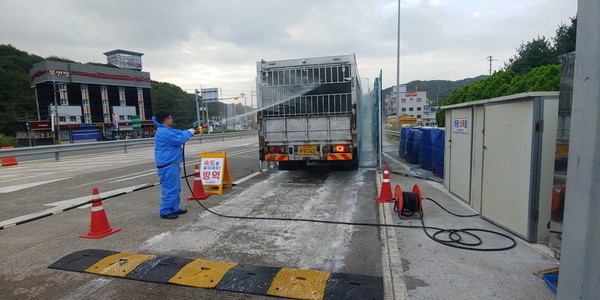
left=0, top=131, right=257, bottom=161
left=383, top=129, right=401, bottom=137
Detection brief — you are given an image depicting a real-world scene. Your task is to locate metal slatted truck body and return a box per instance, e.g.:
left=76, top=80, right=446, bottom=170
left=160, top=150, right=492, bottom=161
left=257, top=54, right=360, bottom=170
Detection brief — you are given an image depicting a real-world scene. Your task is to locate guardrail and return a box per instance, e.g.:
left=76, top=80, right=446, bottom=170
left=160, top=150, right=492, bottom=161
left=383, top=129, right=401, bottom=137
left=0, top=131, right=257, bottom=161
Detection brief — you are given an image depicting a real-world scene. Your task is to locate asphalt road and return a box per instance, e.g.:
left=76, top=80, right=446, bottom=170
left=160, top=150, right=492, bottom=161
left=0, top=136, right=381, bottom=299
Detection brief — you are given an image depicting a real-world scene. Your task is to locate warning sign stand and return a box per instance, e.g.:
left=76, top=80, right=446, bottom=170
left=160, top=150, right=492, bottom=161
left=200, top=151, right=233, bottom=195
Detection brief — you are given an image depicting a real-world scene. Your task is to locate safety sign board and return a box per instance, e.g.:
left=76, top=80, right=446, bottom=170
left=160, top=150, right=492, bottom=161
left=200, top=151, right=232, bottom=195
left=453, top=118, right=470, bottom=134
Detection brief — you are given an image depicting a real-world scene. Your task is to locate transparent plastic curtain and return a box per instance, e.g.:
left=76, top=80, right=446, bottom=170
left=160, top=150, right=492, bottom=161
left=357, top=71, right=382, bottom=169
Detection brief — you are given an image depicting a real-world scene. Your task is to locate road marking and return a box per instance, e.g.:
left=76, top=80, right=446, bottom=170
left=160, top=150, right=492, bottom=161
left=0, top=177, right=71, bottom=193
left=0, top=184, right=148, bottom=228
left=376, top=169, right=408, bottom=300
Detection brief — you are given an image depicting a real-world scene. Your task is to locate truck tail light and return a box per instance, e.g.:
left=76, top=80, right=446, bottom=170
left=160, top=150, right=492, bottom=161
left=268, top=147, right=283, bottom=154
left=333, top=145, right=350, bottom=153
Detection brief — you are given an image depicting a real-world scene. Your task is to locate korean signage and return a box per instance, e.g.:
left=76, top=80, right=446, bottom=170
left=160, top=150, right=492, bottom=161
left=453, top=118, right=470, bottom=134
left=106, top=53, right=142, bottom=70
left=405, top=92, right=418, bottom=97
left=201, top=157, right=224, bottom=185
left=200, top=151, right=232, bottom=195
left=49, top=70, right=71, bottom=77
left=201, top=88, right=219, bottom=102
left=131, top=115, right=141, bottom=130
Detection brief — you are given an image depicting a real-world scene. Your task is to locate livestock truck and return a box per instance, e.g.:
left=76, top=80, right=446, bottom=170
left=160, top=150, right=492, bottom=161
left=256, top=54, right=361, bottom=170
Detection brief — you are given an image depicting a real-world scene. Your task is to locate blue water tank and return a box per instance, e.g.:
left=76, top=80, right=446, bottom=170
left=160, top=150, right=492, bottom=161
left=406, top=128, right=422, bottom=164
left=419, top=128, right=436, bottom=170
left=398, top=127, right=412, bottom=158
left=431, top=128, right=445, bottom=178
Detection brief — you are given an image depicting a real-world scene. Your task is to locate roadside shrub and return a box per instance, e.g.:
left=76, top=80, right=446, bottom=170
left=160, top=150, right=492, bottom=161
left=0, top=134, right=17, bottom=147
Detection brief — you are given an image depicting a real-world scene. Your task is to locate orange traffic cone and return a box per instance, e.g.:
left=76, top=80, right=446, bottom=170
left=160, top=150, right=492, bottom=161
left=1, top=146, right=18, bottom=166
left=80, top=188, right=121, bottom=239
left=376, top=165, right=395, bottom=203
left=188, top=164, right=210, bottom=200
left=551, top=188, right=560, bottom=214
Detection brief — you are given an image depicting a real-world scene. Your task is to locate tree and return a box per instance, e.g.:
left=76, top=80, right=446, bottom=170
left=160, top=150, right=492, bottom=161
left=150, top=81, right=197, bottom=129
left=554, top=16, right=577, bottom=56
left=504, top=16, right=577, bottom=75
left=0, top=44, right=44, bottom=135
left=505, top=37, right=556, bottom=75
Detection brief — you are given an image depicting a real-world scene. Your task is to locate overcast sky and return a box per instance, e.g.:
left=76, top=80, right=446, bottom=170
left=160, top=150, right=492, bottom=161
left=0, top=0, right=577, bottom=102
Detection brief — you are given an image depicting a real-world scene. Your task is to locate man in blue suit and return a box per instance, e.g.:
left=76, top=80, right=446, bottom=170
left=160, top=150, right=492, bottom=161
left=153, top=111, right=197, bottom=219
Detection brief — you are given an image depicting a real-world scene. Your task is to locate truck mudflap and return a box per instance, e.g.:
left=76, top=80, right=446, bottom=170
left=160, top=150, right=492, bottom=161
left=264, top=154, right=289, bottom=161
left=327, top=153, right=353, bottom=160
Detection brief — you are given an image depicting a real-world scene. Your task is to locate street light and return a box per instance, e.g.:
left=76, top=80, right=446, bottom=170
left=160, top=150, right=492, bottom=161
left=195, top=89, right=201, bottom=128
left=240, top=93, right=247, bottom=129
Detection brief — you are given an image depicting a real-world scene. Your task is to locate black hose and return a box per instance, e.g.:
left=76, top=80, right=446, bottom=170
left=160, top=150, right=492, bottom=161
left=182, top=144, right=517, bottom=252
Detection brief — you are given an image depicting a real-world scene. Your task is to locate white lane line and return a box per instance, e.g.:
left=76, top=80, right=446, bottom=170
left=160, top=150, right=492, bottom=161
left=0, top=177, right=72, bottom=193
left=376, top=166, right=408, bottom=300
left=45, top=184, right=148, bottom=209
left=110, top=172, right=156, bottom=183
left=0, top=184, right=147, bottom=228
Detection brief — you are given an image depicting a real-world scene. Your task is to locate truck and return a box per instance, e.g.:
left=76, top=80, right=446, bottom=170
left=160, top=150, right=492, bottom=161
left=256, top=54, right=361, bottom=170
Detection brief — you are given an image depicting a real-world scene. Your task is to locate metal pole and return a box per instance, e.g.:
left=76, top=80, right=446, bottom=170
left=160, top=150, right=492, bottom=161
left=52, top=78, right=61, bottom=144
left=251, top=89, right=254, bottom=129
left=241, top=93, right=247, bottom=128
left=396, top=0, right=401, bottom=119
left=195, top=89, right=201, bottom=127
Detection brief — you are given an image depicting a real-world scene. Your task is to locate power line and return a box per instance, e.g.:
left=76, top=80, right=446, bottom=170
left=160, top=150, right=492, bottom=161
left=423, top=57, right=489, bottom=81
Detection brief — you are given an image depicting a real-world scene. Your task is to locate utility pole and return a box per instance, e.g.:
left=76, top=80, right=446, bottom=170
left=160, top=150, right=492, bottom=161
left=487, top=56, right=497, bottom=76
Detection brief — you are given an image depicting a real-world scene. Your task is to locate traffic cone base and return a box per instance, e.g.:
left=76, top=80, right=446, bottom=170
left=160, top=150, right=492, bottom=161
left=80, top=188, right=121, bottom=239
left=80, top=226, right=121, bottom=239
left=188, top=164, right=210, bottom=200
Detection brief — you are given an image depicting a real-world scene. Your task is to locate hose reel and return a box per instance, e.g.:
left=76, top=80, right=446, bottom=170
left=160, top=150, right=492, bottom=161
left=393, top=184, right=423, bottom=218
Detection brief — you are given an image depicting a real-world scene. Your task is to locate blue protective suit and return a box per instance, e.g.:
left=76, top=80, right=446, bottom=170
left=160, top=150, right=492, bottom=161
left=153, top=116, right=193, bottom=216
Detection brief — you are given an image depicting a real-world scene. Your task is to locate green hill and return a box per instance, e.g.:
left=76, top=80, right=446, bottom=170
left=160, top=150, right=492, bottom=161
left=382, top=75, right=489, bottom=105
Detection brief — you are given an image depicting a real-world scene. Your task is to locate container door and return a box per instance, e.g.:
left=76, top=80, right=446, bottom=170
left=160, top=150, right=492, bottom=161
left=446, top=108, right=472, bottom=204
left=480, top=100, right=534, bottom=240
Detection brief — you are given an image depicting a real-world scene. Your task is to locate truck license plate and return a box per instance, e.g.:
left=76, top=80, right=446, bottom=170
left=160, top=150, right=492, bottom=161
left=298, top=145, right=317, bottom=155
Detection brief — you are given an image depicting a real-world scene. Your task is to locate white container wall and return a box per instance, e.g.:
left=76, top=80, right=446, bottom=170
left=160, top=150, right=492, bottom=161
left=443, top=92, right=559, bottom=243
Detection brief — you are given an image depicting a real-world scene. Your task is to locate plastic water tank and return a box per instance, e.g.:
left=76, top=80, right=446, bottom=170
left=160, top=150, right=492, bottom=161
left=419, top=127, right=436, bottom=170
left=431, top=128, right=445, bottom=178
left=406, top=128, right=422, bottom=164
left=398, top=127, right=412, bottom=158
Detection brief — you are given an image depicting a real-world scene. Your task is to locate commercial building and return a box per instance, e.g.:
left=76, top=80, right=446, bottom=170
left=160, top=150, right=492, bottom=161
left=385, top=89, right=436, bottom=126
left=23, top=50, right=153, bottom=145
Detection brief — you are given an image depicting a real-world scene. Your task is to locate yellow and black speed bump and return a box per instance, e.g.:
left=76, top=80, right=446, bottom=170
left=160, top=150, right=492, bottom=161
left=323, top=272, right=383, bottom=300
left=48, top=249, right=119, bottom=272
left=125, top=256, right=195, bottom=283
left=215, top=263, right=281, bottom=295
left=49, top=249, right=383, bottom=300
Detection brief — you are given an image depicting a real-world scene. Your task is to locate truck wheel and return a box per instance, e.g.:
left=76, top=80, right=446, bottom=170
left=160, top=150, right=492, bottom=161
left=351, top=159, right=359, bottom=170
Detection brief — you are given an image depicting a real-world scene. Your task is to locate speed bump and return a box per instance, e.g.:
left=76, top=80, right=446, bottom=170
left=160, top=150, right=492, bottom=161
left=49, top=249, right=383, bottom=300
left=168, top=258, right=237, bottom=288
left=125, top=256, right=195, bottom=283
left=215, top=264, right=280, bottom=295
left=267, top=267, right=330, bottom=299
left=85, top=252, right=157, bottom=277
